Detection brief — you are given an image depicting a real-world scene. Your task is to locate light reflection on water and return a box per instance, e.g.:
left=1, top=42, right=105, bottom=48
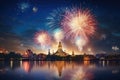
left=0, top=61, right=120, bottom=80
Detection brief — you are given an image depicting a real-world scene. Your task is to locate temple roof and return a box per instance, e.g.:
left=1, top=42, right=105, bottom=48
left=53, top=42, right=68, bottom=57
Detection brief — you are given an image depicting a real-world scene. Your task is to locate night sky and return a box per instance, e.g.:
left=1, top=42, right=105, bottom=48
left=0, top=0, right=120, bottom=54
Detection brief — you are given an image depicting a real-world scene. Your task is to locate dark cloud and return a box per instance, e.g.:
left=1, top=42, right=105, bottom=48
left=0, top=32, right=21, bottom=51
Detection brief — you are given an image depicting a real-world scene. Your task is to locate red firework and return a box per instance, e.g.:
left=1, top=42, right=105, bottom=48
left=61, top=8, right=97, bottom=41
left=34, top=31, right=51, bottom=46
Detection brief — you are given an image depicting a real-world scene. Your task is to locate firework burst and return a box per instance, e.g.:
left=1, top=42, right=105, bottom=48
left=53, top=28, right=64, bottom=42
left=46, top=8, right=68, bottom=30
left=60, top=8, right=96, bottom=51
left=75, top=37, right=86, bottom=51
left=61, top=8, right=96, bottom=40
left=34, top=31, right=51, bottom=49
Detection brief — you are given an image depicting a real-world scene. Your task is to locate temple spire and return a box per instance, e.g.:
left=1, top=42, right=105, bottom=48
left=54, top=42, right=68, bottom=57
left=58, top=42, right=62, bottom=50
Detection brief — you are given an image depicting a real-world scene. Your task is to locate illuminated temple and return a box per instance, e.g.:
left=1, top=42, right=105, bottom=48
left=53, top=42, right=68, bottom=57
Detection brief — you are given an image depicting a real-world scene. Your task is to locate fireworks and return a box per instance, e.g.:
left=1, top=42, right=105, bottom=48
left=60, top=8, right=96, bottom=50
left=75, top=37, right=86, bottom=51
left=18, top=2, right=30, bottom=12
left=61, top=8, right=96, bottom=40
left=46, top=8, right=68, bottom=30
left=34, top=31, right=51, bottom=48
left=45, top=7, right=97, bottom=51
left=53, top=28, right=64, bottom=42
left=32, top=6, right=38, bottom=13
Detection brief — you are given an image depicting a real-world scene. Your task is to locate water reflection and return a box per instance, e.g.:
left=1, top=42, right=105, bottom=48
left=0, top=61, right=120, bottom=80
left=22, top=61, right=34, bottom=72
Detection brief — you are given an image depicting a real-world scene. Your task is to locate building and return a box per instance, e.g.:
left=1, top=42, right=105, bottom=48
left=72, top=51, right=75, bottom=56
left=37, top=53, right=46, bottom=60
left=25, top=49, right=34, bottom=59
left=83, top=53, right=96, bottom=61
left=0, top=48, right=8, bottom=54
left=53, top=42, right=68, bottom=57
left=48, top=49, right=51, bottom=56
